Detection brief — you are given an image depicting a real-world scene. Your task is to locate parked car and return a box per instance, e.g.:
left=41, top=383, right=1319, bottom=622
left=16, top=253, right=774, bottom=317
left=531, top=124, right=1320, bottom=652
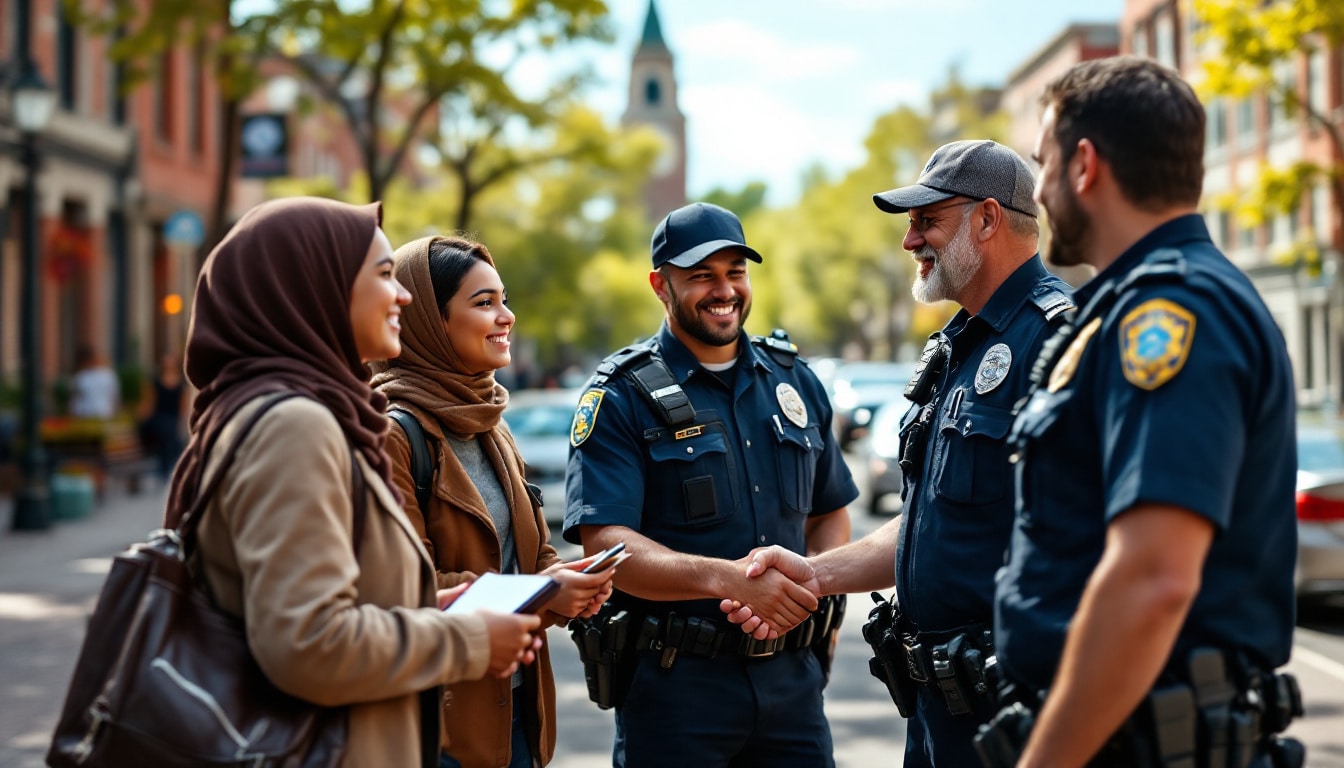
left=1295, top=418, right=1344, bottom=601
left=502, top=388, right=583, bottom=526
left=858, top=399, right=906, bottom=516
left=829, top=361, right=916, bottom=451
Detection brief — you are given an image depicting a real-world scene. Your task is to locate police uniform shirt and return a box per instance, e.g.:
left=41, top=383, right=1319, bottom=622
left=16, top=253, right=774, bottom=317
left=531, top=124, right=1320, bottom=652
left=563, top=323, right=859, bottom=618
left=895, top=255, right=1072, bottom=634
left=995, top=215, right=1297, bottom=692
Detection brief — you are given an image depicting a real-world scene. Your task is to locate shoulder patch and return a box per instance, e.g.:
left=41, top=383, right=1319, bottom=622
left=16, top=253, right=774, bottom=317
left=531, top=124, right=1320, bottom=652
left=570, top=389, right=606, bottom=446
left=1119, top=298, right=1196, bottom=391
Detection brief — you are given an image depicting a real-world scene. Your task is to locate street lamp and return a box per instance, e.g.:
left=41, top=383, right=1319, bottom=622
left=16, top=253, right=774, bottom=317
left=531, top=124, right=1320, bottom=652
left=9, top=54, right=57, bottom=531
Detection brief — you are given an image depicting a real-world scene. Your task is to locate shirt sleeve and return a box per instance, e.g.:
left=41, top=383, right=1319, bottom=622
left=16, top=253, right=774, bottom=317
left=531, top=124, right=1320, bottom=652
left=562, top=384, right=649, bottom=544
left=1096, top=286, right=1249, bottom=530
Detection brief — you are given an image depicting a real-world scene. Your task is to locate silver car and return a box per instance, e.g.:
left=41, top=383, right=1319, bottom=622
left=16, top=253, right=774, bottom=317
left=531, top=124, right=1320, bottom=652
left=1295, top=420, right=1344, bottom=601
left=503, top=388, right=583, bottom=526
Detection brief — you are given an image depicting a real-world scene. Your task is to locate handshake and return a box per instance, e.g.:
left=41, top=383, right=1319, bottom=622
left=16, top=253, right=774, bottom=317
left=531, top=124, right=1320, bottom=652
left=718, top=545, right=822, bottom=641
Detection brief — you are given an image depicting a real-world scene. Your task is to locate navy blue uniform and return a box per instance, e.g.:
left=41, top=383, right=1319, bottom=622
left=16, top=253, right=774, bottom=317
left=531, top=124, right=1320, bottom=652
left=996, top=215, right=1297, bottom=695
left=563, top=323, right=858, bottom=768
left=895, top=256, right=1072, bottom=768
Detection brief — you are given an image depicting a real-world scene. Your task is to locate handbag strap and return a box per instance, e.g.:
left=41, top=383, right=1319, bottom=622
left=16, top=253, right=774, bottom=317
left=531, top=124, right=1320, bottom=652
left=179, top=391, right=368, bottom=558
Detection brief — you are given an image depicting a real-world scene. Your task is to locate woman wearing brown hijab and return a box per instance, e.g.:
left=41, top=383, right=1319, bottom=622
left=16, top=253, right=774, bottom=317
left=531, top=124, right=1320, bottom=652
left=170, top=198, right=543, bottom=768
left=372, top=236, right=616, bottom=768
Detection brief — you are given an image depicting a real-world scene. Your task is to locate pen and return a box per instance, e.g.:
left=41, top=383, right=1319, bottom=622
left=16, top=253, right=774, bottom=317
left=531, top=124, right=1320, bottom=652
left=772, top=414, right=784, bottom=434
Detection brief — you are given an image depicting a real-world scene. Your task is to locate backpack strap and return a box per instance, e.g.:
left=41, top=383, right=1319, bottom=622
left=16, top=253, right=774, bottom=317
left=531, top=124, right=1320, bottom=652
left=389, top=407, right=434, bottom=511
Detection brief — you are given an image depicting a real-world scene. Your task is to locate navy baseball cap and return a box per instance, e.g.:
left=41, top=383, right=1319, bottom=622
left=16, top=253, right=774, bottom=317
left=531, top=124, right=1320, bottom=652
left=873, top=140, right=1038, bottom=217
left=651, top=202, right=763, bottom=269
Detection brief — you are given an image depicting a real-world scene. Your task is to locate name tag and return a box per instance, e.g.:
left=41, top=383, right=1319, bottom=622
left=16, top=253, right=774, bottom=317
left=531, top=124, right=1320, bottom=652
left=674, top=425, right=704, bottom=440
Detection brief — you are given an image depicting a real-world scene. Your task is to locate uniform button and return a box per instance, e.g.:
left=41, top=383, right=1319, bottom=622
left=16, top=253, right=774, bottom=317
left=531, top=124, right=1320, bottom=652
left=686, top=446, right=694, bottom=454
left=759, top=535, right=766, bottom=543
left=753, top=485, right=760, bottom=493
left=745, top=440, right=752, bottom=448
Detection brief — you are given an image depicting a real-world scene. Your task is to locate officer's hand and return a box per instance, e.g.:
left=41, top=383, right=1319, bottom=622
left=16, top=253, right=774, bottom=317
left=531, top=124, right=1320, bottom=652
left=542, top=561, right=617, bottom=620
left=744, top=545, right=819, bottom=593
left=477, top=611, right=543, bottom=678
left=724, top=565, right=818, bottom=637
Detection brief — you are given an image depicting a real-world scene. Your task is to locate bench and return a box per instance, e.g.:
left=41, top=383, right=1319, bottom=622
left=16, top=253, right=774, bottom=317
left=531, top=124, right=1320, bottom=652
left=41, top=417, right=156, bottom=499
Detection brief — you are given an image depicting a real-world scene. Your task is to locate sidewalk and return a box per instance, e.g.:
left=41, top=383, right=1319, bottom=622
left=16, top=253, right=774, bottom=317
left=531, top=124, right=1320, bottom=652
left=0, top=483, right=167, bottom=768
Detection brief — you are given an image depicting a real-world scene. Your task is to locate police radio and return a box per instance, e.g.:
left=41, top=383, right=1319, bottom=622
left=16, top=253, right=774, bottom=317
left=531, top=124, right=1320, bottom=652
left=905, top=335, right=951, bottom=405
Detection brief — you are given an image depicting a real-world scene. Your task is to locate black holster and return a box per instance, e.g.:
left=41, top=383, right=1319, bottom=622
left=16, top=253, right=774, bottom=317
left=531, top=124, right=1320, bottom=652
left=569, top=605, right=636, bottom=710
left=861, top=591, right=917, bottom=717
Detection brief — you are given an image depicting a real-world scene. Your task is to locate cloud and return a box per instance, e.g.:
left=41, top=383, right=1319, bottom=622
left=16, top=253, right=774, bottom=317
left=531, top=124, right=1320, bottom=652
left=678, top=20, right=861, bottom=81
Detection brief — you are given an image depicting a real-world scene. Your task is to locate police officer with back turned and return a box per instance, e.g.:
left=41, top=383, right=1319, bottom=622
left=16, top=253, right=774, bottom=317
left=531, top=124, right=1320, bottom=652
left=724, top=140, right=1074, bottom=767
left=562, top=202, right=857, bottom=767
left=978, top=55, right=1304, bottom=768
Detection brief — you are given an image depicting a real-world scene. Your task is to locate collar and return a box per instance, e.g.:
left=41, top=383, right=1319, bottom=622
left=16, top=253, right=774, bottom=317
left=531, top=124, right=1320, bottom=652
left=654, top=322, right=770, bottom=385
left=949, top=254, right=1051, bottom=335
left=1076, top=214, right=1210, bottom=306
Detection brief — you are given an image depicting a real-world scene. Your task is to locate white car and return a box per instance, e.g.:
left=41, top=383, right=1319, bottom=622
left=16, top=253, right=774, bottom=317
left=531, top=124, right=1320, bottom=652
left=1295, top=420, right=1344, bottom=602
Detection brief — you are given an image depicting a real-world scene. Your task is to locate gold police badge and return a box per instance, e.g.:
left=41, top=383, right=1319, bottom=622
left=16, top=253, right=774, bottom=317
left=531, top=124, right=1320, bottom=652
left=1119, top=298, right=1196, bottom=391
left=570, top=389, right=605, bottom=446
left=1048, top=318, right=1102, bottom=393
left=776, top=383, right=808, bottom=428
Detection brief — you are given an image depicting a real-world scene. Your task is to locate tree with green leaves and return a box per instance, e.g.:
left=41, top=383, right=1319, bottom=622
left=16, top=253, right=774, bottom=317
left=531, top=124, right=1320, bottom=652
left=1193, top=0, right=1344, bottom=273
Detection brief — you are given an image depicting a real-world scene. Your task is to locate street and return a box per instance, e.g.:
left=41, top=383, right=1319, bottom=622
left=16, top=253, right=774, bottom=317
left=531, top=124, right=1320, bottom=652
left=2, top=453, right=1343, bottom=767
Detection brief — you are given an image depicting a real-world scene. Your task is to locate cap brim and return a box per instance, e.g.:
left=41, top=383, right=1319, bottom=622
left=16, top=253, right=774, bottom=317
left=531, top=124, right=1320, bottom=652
left=872, top=184, right=956, bottom=214
left=662, top=240, right=763, bottom=268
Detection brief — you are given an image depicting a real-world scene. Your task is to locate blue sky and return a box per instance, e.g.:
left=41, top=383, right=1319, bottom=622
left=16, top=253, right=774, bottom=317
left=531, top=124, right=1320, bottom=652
left=530, top=0, right=1125, bottom=205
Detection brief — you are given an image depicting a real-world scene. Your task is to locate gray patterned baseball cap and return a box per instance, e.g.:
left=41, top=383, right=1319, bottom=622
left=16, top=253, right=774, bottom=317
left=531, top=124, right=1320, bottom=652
left=873, top=140, right=1038, bottom=217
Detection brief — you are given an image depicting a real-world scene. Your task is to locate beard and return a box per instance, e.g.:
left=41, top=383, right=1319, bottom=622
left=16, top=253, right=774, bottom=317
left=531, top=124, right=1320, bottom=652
left=912, top=213, right=983, bottom=304
left=666, top=282, right=751, bottom=348
left=1044, top=176, right=1091, bottom=268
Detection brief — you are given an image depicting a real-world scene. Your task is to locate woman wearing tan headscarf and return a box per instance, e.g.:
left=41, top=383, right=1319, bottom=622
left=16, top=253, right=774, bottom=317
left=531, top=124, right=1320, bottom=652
left=372, top=236, right=615, bottom=768
left=172, top=198, right=543, bottom=767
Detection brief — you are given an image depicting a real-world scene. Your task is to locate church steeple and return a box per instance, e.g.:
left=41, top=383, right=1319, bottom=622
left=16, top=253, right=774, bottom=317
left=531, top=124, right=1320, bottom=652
left=623, top=0, right=686, bottom=219
left=639, top=0, right=667, bottom=50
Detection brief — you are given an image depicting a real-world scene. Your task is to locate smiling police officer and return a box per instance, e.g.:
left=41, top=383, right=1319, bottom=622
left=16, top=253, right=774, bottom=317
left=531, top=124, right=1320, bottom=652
left=563, top=202, right=857, bottom=768
left=722, top=140, right=1075, bottom=768
left=978, top=56, right=1303, bottom=768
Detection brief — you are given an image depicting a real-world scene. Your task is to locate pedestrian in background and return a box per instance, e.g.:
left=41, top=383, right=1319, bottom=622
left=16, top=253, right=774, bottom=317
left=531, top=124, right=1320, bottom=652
left=169, top=197, right=542, bottom=768
left=563, top=202, right=856, bottom=768
left=68, top=344, right=119, bottom=419
left=372, top=235, right=615, bottom=768
left=986, top=55, right=1303, bottom=767
left=137, top=352, right=189, bottom=480
left=726, top=140, right=1073, bottom=768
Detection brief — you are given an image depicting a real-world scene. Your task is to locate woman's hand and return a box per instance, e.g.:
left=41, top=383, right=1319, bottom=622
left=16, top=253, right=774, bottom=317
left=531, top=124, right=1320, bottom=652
left=438, top=584, right=543, bottom=677
left=542, top=559, right=617, bottom=620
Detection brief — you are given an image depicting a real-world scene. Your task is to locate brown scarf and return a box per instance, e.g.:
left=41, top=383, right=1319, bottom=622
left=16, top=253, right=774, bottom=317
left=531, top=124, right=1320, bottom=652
left=165, top=197, right=397, bottom=528
left=370, top=236, right=529, bottom=522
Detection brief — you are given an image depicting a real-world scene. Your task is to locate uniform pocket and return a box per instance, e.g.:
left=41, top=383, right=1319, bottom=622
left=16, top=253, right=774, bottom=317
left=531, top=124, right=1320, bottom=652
left=932, top=401, right=1014, bottom=505
left=773, top=422, right=823, bottom=514
left=648, top=430, right=738, bottom=526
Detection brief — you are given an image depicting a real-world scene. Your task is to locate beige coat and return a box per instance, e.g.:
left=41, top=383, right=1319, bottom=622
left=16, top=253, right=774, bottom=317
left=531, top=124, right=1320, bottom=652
left=196, top=395, right=490, bottom=767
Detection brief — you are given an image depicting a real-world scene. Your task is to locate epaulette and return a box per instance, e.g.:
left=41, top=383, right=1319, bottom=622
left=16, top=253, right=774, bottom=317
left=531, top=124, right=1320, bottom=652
left=590, top=339, right=696, bottom=427
left=1030, top=280, right=1076, bottom=323
left=752, top=328, right=799, bottom=368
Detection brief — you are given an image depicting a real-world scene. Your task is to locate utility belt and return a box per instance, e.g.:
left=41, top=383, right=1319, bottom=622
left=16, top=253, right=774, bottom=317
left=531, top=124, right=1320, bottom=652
left=974, top=647, right=1306, bottom=768
left=861, top=591, right=997, bottom=719
left=570, top=595, right=846, bottom=710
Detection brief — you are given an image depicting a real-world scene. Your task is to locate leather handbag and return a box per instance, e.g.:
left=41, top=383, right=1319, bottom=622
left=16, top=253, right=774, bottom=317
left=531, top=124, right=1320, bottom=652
left=48, top=392, right=362, bottom=767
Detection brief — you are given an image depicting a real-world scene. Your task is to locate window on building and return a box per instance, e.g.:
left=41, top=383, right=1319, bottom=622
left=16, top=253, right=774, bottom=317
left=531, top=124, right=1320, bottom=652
left=57, top=2, right=78, bottom=111
left=1270, top=60, right=1297, bottom=132
left=1207, top=99, right=1226, bottom=149
left=188, top=45, right=205, bottom=155
left=1131, top=24, right=1149, bottom=58
left=1239, top=223, right=1257, bottom=249
left=1308, top=49, right=1328, bottom=122
left=1154, top=9, right=1176, bottom=69
left=645, top=78, right=661, bottom=107
left=1303, top=306, right=1316, bottom=390
left=1236, top=98, right=1256, bottom=146
left=1312, top=184, right=1331, bottom=242
left=156, top=51, right=175, bottom=143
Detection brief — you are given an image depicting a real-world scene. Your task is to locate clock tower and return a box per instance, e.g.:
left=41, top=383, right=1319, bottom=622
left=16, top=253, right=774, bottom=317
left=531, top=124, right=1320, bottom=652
left=622, top=0, right=687, bottom=220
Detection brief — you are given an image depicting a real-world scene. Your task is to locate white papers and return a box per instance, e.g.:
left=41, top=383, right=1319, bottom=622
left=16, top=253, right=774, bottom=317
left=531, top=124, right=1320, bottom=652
left=443, top=572, right=558, bottom=615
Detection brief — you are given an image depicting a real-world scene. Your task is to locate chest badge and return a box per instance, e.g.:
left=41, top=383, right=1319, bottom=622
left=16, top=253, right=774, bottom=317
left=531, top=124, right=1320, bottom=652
left=974, top=343, right=1013, bottom=395
left=775, top=382, right=809, bottom=428
left=1120, top=298, right=1196, bottom=391
left=570, top=389, right=605, bottom=447
left=1048, top=317, right=1103, bottom=393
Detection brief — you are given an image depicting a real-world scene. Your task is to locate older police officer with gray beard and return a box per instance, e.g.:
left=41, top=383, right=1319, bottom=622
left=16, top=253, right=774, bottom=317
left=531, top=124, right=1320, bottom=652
left=725, top=140, right=1074, bottom=767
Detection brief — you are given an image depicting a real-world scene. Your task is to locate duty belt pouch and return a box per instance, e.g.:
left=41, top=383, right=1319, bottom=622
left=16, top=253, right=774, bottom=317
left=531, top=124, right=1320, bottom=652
left=568, top=607, right=635, bottom=711
left=861, top=592, right=916, bottom=718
